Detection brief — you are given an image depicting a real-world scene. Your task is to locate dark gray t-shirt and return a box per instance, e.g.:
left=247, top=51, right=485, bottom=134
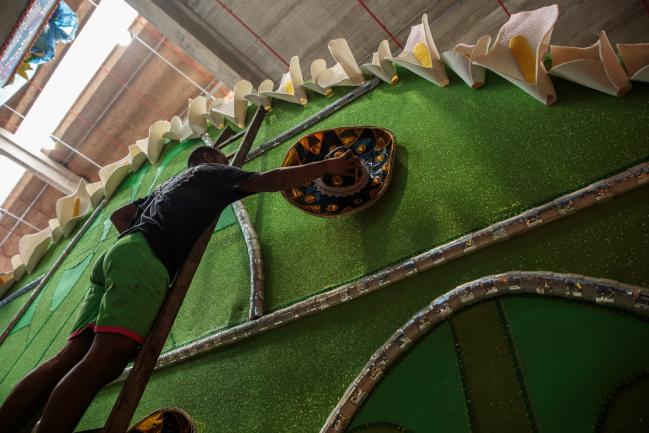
left=120, top=163, right=256, bottom=278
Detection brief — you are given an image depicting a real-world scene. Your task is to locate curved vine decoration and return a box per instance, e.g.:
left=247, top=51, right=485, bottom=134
left=319, top=272, right=649, bottom=433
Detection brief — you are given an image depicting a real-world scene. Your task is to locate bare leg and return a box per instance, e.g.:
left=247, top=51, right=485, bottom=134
left=35, top=332, right=139, bottom=433
left=0, top=330, right=93, bottom=433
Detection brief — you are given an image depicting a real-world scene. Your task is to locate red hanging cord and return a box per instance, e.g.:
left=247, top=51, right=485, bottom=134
left=357, top=0, right=403, bottom=49
left=214, top=0, right=289, bottom=67
left=496, top=0, right=511, bottom=17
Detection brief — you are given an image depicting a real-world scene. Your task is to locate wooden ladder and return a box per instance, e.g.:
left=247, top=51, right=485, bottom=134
left=98, top=107, right=266, bottom=433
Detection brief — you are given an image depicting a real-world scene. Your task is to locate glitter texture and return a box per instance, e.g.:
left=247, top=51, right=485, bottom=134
left=242, top=69, right=649, bottom=310
left=0, top=66, right=647, bottom=433
left=75, top=188, right=649, bottom=432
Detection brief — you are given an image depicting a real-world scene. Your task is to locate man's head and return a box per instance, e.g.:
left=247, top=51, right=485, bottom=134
left=187, top=146, right=228, bottom=168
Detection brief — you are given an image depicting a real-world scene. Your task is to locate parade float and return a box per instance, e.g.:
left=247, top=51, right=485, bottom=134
left=0, top=4, right=648, bottom=433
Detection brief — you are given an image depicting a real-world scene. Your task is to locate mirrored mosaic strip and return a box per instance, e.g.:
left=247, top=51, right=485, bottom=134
left=0, top=0, right=60, bottom=85
left=320, top=272, right=649, bottom=433
left=117, top=161, right=648, bottom=378
left=232, top=201, right=265, bottom=320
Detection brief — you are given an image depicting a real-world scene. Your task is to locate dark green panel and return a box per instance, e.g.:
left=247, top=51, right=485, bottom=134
left=348, top=322, right=470, bottom=433
left=502, top=297, right=649, bottom=433
left=452, top=301, right=534, bottom=433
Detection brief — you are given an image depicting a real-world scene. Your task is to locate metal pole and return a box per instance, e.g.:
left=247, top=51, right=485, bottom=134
left=132, top=34, right=215, bottom=100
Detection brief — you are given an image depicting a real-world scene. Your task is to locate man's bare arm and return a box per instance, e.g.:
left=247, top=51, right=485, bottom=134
left=242, top=150, right=359, bottom=193
left=110, top=203, right=138, bottom=234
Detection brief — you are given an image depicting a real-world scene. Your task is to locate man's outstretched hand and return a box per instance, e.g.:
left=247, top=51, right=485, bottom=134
left=241, top=150, right=361, bottom=193
left=325, top=149, right=361, bottom=177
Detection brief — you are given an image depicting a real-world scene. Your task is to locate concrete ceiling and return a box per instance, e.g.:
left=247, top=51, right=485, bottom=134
left=128, top=0, right=649, bottom=86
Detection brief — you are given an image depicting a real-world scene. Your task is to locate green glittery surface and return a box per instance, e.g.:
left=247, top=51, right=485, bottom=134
left=0, top=289, right=30, bottom=332
left=502, top=296, right=649, bottom=433
left=250, top=87, right=347, bottom=148
left=72, top=188, right=649, bottom=433
left=0, top=68, right=647, bottom=433
left=451, top=301, right=534, bottom=433
left=598, top=374, right=649, bottom=433
left=242, top=69, right=649, bottom=311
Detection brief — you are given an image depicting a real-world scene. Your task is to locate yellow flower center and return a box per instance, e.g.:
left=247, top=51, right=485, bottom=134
left=72, top=197, right=81, bottom=217
left=508, top=35, right=536, bottom=84
left=412, top=42, right=432, bottom=68
left=283, top=80, right=294, bottom=95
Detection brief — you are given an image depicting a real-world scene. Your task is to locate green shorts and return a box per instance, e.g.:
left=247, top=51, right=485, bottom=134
left=69, top=231, right=170, bottom=344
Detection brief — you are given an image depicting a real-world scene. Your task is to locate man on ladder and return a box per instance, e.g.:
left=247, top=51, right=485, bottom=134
left=0, top=146, right=359, bottom=433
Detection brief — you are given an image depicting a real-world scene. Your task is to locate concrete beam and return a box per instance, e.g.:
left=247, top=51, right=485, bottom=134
left=0, top=128, right=80, bottom=195
left=125, top=0, right=265, bottom=87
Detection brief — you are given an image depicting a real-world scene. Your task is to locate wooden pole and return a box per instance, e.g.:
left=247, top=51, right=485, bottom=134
left=100, top=220, right=216, bottom=433
left=216, top=127, right=244, bottom=149
left=232, top=107, right=265, bottom=167
left=213, top=125, right=234, bottom=147
left=101, top=107, right=266, bottom=433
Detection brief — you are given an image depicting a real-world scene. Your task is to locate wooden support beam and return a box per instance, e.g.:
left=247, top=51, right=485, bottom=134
left=213, top=125, right=234, bottom=147
left=101, top=106, right=266, bottom=433
left=216, top=128, right=244, bottom=150
left=232, top=106, right=265, bottom=167
left=101, top=218, right=216, bottom=433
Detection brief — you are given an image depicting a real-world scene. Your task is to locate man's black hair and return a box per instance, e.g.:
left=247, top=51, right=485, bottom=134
left=187, top=146, right=226, bottom=168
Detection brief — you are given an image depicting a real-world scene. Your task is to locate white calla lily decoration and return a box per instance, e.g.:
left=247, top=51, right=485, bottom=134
left=362, top=40, right=398, bottom=85
left=549, top=31, right=631, bottom=96
left=316, top=39, right=366, bottom=89
left=388, top=14, right=448, bottom=87
left=263, top=57, right=308, bottom=105
left=442, top=35, right=490, bottom=88
left=55, top=179, right=92, bottom=237
left=473, top=5, right=559, bottom=105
